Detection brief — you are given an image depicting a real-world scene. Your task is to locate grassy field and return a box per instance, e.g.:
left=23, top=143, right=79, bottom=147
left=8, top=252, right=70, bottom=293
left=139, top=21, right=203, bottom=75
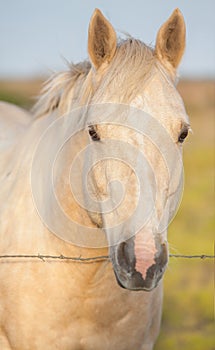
left=156, top=80, right=215, bottom=350
left=0, top=79, right=43, bottom=109
left=0, top=79, right=214, bottom=349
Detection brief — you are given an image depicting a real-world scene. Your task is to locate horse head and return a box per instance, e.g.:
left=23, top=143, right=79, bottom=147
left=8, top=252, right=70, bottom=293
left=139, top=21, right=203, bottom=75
left=83, top=9, right=190, bottom=291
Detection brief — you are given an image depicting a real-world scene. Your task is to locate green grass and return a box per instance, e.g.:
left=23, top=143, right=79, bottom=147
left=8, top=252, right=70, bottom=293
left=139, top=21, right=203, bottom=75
left=0, top=90, right=34, bottom=109
left=155, top=84, right=215, bottom=349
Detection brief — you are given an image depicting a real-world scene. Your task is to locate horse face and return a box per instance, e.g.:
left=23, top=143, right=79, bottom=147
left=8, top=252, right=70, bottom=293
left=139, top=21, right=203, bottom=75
left=85, top=92, right=189, bottom=291
left=84, top=9, right=190, bottom=291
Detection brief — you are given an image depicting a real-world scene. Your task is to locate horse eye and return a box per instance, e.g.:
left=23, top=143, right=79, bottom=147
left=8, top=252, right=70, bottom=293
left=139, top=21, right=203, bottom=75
left=88, top=126, right=100, bottom=141
left=178, top=129, right=188, bottom=143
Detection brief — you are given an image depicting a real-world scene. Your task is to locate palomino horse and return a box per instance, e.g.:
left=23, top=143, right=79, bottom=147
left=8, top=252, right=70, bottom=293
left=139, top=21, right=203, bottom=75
left=0, top=9, right=190, bottom=350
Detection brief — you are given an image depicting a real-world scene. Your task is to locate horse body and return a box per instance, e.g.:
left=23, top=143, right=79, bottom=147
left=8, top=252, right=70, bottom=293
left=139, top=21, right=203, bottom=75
left=0, top=105, right=162, bottom=350
left=0, top=250, right=162, bottom=349
left=0, top=9, right=189, bottom=350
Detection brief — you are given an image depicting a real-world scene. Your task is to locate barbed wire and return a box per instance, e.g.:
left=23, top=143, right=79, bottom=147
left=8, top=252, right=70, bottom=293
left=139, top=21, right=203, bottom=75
left=0, top=254, right=109, bottom=263
left=0, top=253, right=214, bottom=263
left=169, top=254, right=214, bottom=259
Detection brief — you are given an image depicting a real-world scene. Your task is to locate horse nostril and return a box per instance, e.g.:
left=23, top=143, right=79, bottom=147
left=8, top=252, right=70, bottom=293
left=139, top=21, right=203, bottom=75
left=117, top=242, right=127, bottom=270
left=121, top=242, right=128, bottom=263
left=156, top=243, right=168, bottom=268
left=117, top=240, right=135, bottom=272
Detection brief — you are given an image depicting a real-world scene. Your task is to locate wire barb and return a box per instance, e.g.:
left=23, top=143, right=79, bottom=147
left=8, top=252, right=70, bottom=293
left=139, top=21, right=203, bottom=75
left=0, top=253, right=214, bottom=262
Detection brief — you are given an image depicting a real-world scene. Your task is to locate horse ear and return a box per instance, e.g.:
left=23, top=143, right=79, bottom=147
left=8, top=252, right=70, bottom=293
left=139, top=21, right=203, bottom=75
left=155, top=9, right=186, bottom=69
left=88, top=9, right=117, bottom=69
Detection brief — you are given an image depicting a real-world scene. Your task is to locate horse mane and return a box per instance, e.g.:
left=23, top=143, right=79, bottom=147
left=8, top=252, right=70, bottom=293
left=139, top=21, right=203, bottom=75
left=32, top=39, right=156, bottom=118
left=32, top=61, right=91, bottom=118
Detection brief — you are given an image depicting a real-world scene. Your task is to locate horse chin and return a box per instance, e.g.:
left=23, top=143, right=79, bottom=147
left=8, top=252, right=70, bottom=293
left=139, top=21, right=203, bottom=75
left=113, top=267, right=162, bottom=292
left=110, top=240, right=168, bottom=292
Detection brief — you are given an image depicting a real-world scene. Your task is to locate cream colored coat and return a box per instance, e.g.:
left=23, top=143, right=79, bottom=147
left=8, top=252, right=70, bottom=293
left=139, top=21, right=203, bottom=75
left=0, top=9, right=189, bottom=350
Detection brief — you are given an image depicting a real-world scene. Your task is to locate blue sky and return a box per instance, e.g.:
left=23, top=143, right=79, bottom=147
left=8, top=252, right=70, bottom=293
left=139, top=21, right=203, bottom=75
left=1, top=0, right=215, bottom=78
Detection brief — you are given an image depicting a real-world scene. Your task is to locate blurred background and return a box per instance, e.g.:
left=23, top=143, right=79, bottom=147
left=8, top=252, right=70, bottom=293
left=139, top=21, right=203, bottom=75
left=1, top=1, right=214, bottom=349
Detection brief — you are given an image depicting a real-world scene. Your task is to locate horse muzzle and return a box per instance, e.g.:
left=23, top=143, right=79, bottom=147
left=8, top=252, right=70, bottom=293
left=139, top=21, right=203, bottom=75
left=110, top=236, right=168, bottom=291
